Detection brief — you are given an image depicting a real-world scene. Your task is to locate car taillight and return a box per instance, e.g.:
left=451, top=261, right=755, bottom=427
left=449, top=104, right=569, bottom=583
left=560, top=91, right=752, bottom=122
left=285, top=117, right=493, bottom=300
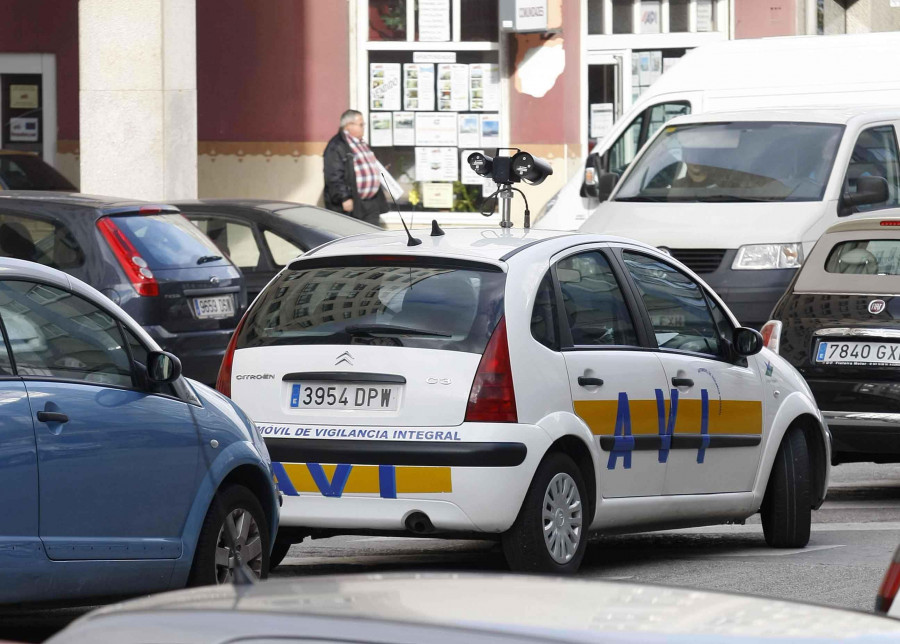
left=465, top=317, right=517, bottom=423
left=216, top=312, right=247, bottom=398
left=877, top=553, right=900, bottom=614
left=97, top=218, right=159, bottom=297
left=760, top=320, right=782, bottom=354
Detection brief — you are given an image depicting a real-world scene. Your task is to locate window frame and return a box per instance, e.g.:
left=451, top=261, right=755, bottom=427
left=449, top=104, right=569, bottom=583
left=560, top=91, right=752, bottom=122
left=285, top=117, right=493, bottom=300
left=613, top=246, right=738, bottom=363
left=0, top=277, right=199, bottom=404
left=547, top=244, right=654, bottom=352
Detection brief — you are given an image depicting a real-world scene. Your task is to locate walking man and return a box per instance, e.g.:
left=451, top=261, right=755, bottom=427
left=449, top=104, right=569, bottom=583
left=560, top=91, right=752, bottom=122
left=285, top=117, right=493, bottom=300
left=323, top=109, right=388, bottom=225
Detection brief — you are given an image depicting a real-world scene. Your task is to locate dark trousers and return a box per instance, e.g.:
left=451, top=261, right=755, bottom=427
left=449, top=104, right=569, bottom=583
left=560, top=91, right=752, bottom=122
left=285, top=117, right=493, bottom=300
left=354, top=191, right=389, bottom=226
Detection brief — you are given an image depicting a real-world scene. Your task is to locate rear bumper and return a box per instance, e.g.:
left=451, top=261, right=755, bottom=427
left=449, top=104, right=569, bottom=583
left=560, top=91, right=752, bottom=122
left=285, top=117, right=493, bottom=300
left=824, top=411, right=900, bottom=463
left=263, top=423, right=551, bottom=534
left=143, top=325, right=234, bottom=385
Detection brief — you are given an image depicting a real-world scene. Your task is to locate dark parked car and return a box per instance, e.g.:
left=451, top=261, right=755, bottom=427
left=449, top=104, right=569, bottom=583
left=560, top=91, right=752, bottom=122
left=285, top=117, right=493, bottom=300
left=175, top=199, right=380, bottom=301
left=764, top=212, right=900, bottom=464
left=0, top=192, right=246, bottom=383
left=0, top=150, right=77, bottom=191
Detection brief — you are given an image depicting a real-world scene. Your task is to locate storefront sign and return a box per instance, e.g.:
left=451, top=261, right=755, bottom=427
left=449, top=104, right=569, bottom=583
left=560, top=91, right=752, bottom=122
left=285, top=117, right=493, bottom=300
left=501, top=0, right=547, bottom=32
left=10, top=84, right=38, bottom=109
left=413, top=52, right=456, bottom=64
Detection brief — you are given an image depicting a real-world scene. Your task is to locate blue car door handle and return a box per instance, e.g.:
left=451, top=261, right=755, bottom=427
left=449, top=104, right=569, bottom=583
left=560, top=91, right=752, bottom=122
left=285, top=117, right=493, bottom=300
left=37, top=411, right=69, bottom=424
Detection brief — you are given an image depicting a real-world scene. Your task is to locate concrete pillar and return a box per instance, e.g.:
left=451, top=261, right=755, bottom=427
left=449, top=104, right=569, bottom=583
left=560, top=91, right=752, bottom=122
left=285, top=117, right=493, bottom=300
left=79, top=0, right=197, bottom=200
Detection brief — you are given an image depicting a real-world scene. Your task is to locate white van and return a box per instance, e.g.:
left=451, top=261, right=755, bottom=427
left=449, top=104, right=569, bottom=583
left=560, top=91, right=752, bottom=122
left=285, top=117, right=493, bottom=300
left=579, top=105, right=900, bottom=328
left=535, top=31, right=900, bottom=232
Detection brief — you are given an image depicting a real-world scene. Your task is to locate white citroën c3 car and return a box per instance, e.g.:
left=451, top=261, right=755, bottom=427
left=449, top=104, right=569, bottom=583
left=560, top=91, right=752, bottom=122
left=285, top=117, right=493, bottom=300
left=217, top=227, right=830, bottom=574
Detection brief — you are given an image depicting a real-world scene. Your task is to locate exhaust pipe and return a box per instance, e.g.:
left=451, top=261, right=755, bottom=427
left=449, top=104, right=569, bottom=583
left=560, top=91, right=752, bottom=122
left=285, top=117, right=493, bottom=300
left=404, top=511, right=435, bottom=534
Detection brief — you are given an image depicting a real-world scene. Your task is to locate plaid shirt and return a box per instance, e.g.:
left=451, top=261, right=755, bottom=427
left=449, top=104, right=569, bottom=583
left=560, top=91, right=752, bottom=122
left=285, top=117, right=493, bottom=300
left=344, top=131, right=380, bottom=199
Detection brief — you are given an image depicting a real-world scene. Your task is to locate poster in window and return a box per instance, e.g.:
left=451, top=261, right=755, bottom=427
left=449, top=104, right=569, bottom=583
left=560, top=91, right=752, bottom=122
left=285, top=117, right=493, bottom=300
left=9, top=85, right=38, bottom=109
left=461, top=149, right=485, bottom=184
left=418, top=0, right=451, bottom=42
left=458, top=114, right=480, bottom=148
left=422, top=182, right=454, bottom=209
left=590, top=104, right=614, bottom=141
left=480, top=114, right=500, bottom=148
left=370, top=113, right=393, bottom=147
left=393, top=112, right=415, bottom=146
left=437, top=64, right=469, bottom=112
left=9, top=117, right=39, bottom=142
left=415, top=112, right=458, bottom=146
left=468, top=64, right=500, bottom=112
left=415, top=147, right=458, bottom=182
left=370, top=63, right=401, bottom=111
left=404, top=63, right=435, bottom=111
left=696, top=0, right=713, bottom=31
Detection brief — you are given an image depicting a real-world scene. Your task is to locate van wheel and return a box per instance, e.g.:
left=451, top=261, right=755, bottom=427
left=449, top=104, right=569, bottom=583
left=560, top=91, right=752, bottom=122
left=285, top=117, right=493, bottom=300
left=761, top=426, right=811, bottom=548
left=269, top=537, right=292, bottom=571
left=502, top=452, right=587, bottom=574
left=188, top=485, right=270, bottom=586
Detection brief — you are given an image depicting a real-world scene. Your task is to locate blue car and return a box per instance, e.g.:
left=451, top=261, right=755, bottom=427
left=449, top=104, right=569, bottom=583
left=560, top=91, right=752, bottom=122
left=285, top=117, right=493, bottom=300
left=0, top=258, right=278, bottom=605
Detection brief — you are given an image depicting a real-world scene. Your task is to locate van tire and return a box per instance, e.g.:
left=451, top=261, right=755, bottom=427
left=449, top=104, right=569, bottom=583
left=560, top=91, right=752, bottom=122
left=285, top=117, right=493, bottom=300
left=502, top=452, right=588, bottom=574
left=761, top=426, right=811, bottom=548
left=188, top=484, right=270, bottom=586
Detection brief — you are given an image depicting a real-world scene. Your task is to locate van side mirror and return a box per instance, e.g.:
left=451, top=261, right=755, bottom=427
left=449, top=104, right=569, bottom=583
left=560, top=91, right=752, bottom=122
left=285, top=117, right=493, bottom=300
left=147, top=351, right=182, bottom=383
left=840, top=175, right=889, bottom=216
left=733, top=327, right=763, bottom=357
left=580, top=153, right=603, bottom=199
left=597, top=173, right=619, bottom=201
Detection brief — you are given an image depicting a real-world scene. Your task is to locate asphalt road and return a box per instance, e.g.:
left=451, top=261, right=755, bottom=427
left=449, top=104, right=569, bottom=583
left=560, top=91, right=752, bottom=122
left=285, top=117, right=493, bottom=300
left=3, top=462, right=900, bottom=642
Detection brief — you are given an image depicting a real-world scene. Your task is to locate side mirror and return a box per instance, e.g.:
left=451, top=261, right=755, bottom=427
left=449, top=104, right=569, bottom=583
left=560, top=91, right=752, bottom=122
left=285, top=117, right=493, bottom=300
left=580, top=153, right=603, bottom=199
left=733, top=327, right=764, bottom=357
left=840, top=175, right=889, bottom=215
left=147, top=351, right=182, bottom=383
left=597, top=172, right=620, bottom=201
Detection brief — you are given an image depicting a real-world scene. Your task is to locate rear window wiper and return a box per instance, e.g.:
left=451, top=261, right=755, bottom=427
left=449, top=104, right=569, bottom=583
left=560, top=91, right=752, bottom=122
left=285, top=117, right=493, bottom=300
left=344, top=324, right=451, bottom=337
left=196, top=255, right=224, bottom=264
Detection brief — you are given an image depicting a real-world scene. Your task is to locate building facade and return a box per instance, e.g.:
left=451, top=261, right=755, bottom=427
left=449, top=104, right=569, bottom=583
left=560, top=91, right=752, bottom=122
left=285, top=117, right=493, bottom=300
left=0, top=0, right=897, bottom=224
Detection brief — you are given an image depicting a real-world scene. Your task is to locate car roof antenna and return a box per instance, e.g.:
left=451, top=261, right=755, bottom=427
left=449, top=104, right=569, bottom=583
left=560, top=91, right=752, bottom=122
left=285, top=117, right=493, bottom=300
left=431, top=219, right=445, bottom=237
left=382, top=172, right=421, bottom=247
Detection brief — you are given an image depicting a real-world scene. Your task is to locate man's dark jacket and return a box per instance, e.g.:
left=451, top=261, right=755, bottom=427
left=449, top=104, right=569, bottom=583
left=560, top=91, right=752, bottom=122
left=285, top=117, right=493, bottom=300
left=323, top=130, right=387, bottom=222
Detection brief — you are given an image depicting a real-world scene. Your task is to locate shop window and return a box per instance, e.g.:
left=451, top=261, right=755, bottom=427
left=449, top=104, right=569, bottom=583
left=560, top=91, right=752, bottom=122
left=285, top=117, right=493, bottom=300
left=696, top=0, right=715, bottom=32
left=587, top=0, right=605, bottom=34
left=612, top=0, right=634, bottom=33
left=460, top=0, right=497, bottom=41
left=369, top=0, right=407, bottom=41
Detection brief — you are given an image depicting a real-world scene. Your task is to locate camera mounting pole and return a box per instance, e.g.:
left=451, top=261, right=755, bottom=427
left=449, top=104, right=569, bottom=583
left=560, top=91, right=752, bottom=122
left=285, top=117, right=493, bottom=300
left=498, top=185, right=515, bottom=228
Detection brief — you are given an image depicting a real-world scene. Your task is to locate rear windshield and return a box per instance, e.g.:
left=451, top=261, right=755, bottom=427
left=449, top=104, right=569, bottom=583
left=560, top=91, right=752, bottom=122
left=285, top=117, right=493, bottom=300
left=237, top=257, right=506, bottom=354
left=615, top=122, right=844, bottom=203
left=825, top=239, right=900, bottom=275
left=0, top=155, right=77, bottom=191
left=109, top=214, right=229, bottom=269
left=276, top=206, right=381, bottom=238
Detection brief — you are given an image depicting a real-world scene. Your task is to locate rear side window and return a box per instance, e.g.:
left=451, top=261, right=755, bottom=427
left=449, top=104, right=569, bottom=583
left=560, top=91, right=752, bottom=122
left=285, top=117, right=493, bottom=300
left=191, top=217, right=261, bottom=270
left=0, top=213, right=84, bottom=268
left=237, top=258, right=505, bottom=354
left=109, top=214, right=229, bottom=269
left=826, top=239, right=900, bottom=275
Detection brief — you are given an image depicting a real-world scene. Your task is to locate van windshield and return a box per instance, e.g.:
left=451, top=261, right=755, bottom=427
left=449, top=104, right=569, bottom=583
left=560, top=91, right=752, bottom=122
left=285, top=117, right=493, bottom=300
left=236, top=257, right=506, bottom=354
left=615, top=122, right=844, bottom=203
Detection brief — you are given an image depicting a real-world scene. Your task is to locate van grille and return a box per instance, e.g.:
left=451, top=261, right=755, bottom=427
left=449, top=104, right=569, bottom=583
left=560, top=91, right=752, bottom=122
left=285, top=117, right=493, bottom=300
left=669, top=249, right=727, bottom=274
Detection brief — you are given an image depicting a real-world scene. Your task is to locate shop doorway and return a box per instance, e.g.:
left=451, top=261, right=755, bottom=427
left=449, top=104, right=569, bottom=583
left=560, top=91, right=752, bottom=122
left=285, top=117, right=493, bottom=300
left=586, top=51, right=629, bottom=151
left=0, top=54, right=57, bottom=165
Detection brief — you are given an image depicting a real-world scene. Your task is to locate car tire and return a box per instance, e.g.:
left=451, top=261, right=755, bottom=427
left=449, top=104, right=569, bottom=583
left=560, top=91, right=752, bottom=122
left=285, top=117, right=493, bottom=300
left=502, top=452, right=588, bottom=574
left=188, top=484, right=270, bottom=586
left=269, top=537, right=293, bottom=571
left=761, top=426, right=811, bottom=548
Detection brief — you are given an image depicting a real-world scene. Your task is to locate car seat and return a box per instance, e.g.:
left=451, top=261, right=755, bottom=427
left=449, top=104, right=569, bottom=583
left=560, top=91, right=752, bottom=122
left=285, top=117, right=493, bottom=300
left=836, top=248, right=878, bottom=275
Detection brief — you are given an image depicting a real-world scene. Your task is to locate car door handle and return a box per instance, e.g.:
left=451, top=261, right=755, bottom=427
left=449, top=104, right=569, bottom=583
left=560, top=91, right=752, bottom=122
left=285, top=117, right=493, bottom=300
left=37, top=411, right=69, bottom=424
left=671, top=377, right=694, bottom=387
left=578, top=376, right=605, bottom=387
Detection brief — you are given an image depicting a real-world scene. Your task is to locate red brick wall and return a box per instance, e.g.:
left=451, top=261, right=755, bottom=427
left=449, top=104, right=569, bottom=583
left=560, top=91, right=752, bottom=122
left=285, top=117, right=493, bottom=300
left=197, top=0, right=350, bottom=142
